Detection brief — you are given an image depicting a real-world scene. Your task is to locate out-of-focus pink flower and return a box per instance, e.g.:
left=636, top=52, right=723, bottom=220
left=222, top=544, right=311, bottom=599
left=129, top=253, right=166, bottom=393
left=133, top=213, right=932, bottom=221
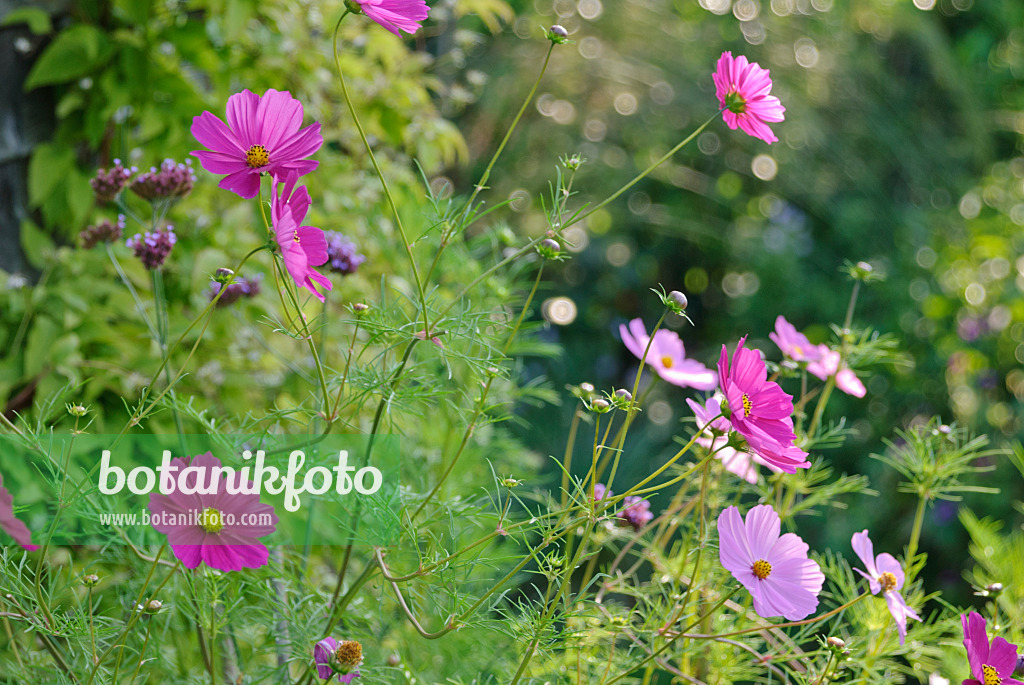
left=148, top=452, right=278, bottom=572
left=191, top=89, right=322, bottom=199
left=769, top=316, right=824, bottom=363
left=717, top=504, right=823, bottom=620
left=713, top=52, right=785, bottom=144
left=351, top=0, right=430, bottom=36
left=851, top=530, right=921, bottom=645
left=619, top=319, right=717, bottom=391
left=717, top=337, right=810, bottom=473
left=272, top=172, right=332, bottom=302
left=0, top=473, right=37, bottom=550
left=314, top=637, right=363, bottom=683
left=961, top=612, right=1021, bottom=685
left=686, top=397, right=782, bottom=483
left=807, top=347, right=866, bottom=398
left=618, top=496, right=653, bottom=531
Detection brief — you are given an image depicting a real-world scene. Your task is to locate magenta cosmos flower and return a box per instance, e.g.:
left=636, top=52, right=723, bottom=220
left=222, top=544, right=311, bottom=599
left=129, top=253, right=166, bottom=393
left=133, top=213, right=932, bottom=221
left=718, top=504, right=824, bottom=620
left=619, top=318, right=717, bottom=390
left=314, top=637, right=363, bottom=683
left=687, top=397, right=782, bottom=483
left=0, top=473, right=37, bottom=550
left=717, top=337, right=810, bottom=473
left=961, top=612, right=1021, bottom=685
left=191, top=89, right=322, bottom=199
left=769, top=316, right=824, bottom=364
left=808, top=347, right=866, bottom=398
left=148, top=452, right=278, bottom=572
left=349, top=0, right=430, bottom=36
left=713, top=51, right=785, bottom=145
left=851, top=530, right=921, bottom=646
left=272, top=172, right=333, bottom=302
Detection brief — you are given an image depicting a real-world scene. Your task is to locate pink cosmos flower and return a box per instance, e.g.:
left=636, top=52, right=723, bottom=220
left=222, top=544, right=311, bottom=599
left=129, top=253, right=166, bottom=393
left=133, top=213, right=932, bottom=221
left=351, top=0, right=430, bottom=36
left=807, top=347, right=866, bottom=398
left=272, top=172, right=332, bottom=302
left=961, top=611, right=1021, bottom=685
left=619, top=319, right=717, bottom=391
left=148, top=452, right=278, bottom=572
left=191, top=89, right=323, bottom=199
left=687, top=397, right=782, bottom=483
left=717, top=504, right=824, bottom=620
left=717, top=337, right=810, bottom=473
left=313, top=637, right=363, bottom=683
left=713, top=52, right=786, bottom=145
left=618, top=496, right=653, bottom=531
left=851, top=530, right=921, bottom=646
left=769, top=316, right=824, bottom=363
left=0, top=473, right=37, bottom=550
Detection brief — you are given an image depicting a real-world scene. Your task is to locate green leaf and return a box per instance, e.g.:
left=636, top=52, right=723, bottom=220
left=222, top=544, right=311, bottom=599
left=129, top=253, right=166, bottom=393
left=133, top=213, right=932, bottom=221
left=24, top=317, right=59, bottom=377
left=24, top=24, right=107, bottom=90
left=20, top=219, right=56, bottom=270
left=1, top=7, right=53, bottom=35
left=27, top=143, right=74, bottom=207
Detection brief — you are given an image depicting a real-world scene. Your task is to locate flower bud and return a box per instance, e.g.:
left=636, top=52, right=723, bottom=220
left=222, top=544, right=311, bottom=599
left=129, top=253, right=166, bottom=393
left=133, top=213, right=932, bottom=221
left=387, top=653, right=401, bottom=667
left=537, top=238, right=561, bottom=259
left=986, top=582, right=1004, bottom=595
left=82, top=574, right=100, bottom=587
left=352, top=303, right=369, bottom=313
left=668, top=290, right=688, bottom=310
left=67, top=404, right=88, bottom=417
left=580, top=382, right=594, bottom=394
left=590, top=398, right=610, bottom=413
left=500, top=477, right=521, bottom=488
left=614, top=388, right=632, bottom=401
left=826, top=636, right=846, bottom=649
left=142, top=599, right=162, bottom=614
left=547, top=24, right=569, bottom=43
left=213, top=268, right=235, bottom=285
left=561, top=153, right=586, bottom=171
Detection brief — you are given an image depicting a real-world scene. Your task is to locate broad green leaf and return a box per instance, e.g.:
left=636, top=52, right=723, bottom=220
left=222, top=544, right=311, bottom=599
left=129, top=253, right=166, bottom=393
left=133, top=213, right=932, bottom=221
left=1, top=7, right=52, bottom=35
left=24, top=24, right=107, bottom=90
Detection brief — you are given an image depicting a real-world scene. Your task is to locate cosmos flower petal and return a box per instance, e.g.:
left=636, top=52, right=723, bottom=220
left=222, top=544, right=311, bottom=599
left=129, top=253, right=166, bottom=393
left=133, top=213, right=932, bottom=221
left=357, top=0, right=430, bottom=35
left=744, top=504, right=781, bottom=559
left=0, top=474, right=38, bottom=550
left=850, top=530, right=878, bottom=578
left=713, top=52, right=784, bottom=144
left=619, top=319, right=716, bottom=390
left=989, top=637, right=1020, bottom=676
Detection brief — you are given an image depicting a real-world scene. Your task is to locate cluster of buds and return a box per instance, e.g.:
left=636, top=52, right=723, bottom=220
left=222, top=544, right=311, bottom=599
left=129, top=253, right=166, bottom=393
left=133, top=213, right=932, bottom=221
left=325, top=231, right=366, bottom=275
left=618, top=496, right=653, bottom=531
left=129, top=159, right=195, bottom=202
left=126, top=226, right=177, bottom=270
left=208, top=273, right=262, bottom=307
left=90, top=160, right=135, bottom=204
left=79, top=215, right=126, bottom=249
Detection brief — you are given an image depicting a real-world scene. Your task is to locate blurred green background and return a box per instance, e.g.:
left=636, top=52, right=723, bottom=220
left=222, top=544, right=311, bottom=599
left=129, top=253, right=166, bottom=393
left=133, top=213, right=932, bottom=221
left=2, top=0, right=1023, bottom=610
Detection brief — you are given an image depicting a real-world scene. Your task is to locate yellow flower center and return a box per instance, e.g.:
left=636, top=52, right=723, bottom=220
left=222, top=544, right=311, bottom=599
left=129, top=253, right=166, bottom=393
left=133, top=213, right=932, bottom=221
left=752, top=559, right=772, bottom=580
left=245, top=144, right=270, bottom=169
left=335, top=640, right=363, bottom=668
left=793, top=344, right=804, bottom=357
left=661, top=355, right=674, bottom=369
left=293, top=230, right=300, bottom=243
left=742, top=393, right=752, bottom=417
left=982, top=664, right=1001, bottom=685
left=200, top=507, right=224, bottom=533
left=879, top=571, right=898, bottom=592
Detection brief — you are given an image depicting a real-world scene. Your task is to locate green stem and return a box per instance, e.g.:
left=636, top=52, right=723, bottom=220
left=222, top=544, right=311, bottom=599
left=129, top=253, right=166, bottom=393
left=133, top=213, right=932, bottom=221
left=905, top=495, right=928, bottom=583
left=333, top=12, right=430, bottom=338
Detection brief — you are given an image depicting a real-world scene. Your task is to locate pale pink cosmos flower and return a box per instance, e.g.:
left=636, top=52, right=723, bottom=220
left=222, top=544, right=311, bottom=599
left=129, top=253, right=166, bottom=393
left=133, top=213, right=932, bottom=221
left=713, top=52, right=786, bottom=144
left=717, top=337, right=810, bottom=473
left=272, top=172, right=333, bottom=302
left=0, top=473, right=37, bottom=550
left=961, top=611, right=1021, bottom=685
left=851, top=530, right=921, bottom=646
left=686, top=396, right=782, bottom=483
left=148, top=452, right=278, bottom=572
left=718, top=504, right=824, bottom=620
left=351, top=0, right=430, bottom=36
left=619, top=318, right=717, bottom=391
left=191, top=89, right=323, bottom=199
left=769, top=316, right=824, bottom=363
left=807, top=346, right=866, bottom=398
